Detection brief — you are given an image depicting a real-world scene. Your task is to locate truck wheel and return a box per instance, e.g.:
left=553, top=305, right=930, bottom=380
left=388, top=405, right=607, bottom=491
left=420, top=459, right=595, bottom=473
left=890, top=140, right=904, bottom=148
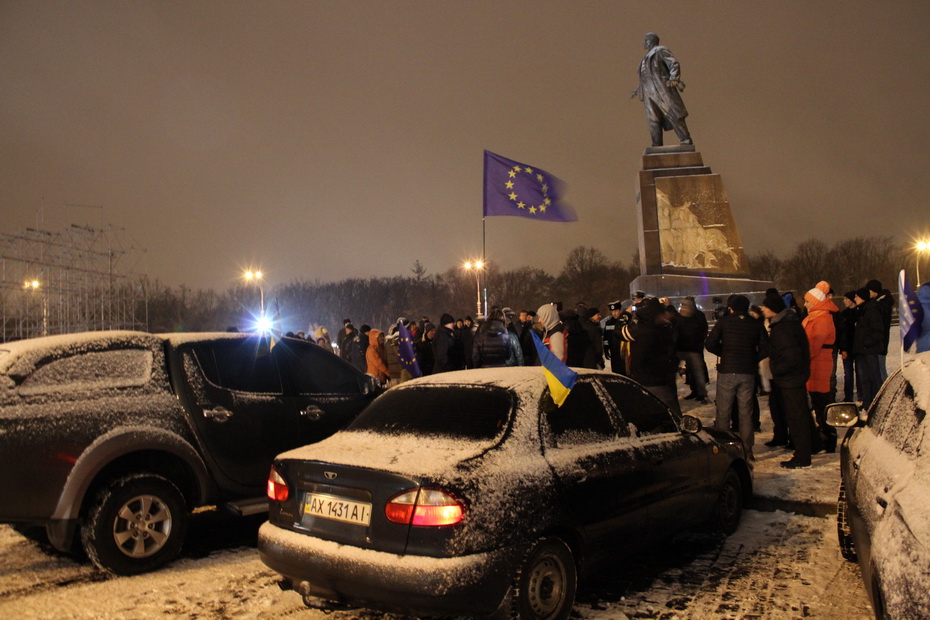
left=837, top=482, right=858, bottom=561
left=510, top=537, right=576, bottom=620
left=81, top=473, right=188, bottom=575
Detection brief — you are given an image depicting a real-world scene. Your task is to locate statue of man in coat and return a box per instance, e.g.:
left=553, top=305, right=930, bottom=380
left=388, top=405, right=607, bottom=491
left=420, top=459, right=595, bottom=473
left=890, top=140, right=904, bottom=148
left=632, top=33, right=693, bottom=147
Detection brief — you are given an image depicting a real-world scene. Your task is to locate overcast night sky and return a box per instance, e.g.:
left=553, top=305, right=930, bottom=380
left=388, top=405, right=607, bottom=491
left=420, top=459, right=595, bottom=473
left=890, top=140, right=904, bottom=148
left=2, top=1, right=928, bottom=292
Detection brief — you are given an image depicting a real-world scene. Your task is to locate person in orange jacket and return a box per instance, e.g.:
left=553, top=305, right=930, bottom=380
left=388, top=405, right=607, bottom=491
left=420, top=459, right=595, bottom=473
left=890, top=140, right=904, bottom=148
left=365, top=329, right=390, bottom=385
left=803, top=281, right=839, bottom=453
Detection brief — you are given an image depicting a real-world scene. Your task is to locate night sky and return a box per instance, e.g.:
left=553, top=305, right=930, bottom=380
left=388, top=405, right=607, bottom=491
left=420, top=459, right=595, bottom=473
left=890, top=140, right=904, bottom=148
left=2, top=1, right=928, bottom=291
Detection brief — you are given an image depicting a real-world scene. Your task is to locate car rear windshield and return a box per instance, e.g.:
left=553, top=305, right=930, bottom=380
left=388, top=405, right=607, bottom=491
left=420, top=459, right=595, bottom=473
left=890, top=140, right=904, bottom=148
left=347, top=384, right=513, bottom=440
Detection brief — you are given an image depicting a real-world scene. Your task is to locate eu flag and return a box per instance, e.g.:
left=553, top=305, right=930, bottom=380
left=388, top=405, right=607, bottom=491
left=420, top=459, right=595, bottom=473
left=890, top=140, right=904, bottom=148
left=531, top=331, right=577, bottom=407
left=397, top=320, right=422, bottom=378
left=899, top=269, right=924, bottom=352
left=483, top=150, right=577, bottom=222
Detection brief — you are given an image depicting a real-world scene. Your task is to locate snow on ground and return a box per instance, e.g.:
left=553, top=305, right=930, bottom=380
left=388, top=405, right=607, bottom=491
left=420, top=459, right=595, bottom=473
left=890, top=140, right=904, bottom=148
left=0, top=332, right=905, bottom=619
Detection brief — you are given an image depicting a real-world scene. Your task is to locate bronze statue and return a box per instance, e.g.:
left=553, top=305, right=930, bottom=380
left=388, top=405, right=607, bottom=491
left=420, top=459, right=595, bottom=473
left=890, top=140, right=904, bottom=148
left=632, top=33, right=692, bottom=147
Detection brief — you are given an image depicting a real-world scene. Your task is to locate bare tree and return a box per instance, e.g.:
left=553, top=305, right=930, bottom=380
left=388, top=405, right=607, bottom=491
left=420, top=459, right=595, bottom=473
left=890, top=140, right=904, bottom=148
left=746, top=249, right=782, bottom=284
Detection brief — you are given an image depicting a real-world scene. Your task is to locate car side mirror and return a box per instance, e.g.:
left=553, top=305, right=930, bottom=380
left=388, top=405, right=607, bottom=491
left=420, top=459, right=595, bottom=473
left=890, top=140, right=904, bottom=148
left=680, top=414, right=702, bottom=434
left=826, top=403, right=859, bottom=428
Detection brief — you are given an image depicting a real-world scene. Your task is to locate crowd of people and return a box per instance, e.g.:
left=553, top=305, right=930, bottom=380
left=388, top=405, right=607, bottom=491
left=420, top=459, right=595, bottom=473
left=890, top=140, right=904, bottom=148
left=294, top=276, right=896, bottom=471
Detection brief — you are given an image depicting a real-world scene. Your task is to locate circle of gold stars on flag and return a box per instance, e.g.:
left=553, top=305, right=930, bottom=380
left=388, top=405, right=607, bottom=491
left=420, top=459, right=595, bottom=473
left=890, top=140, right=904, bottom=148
left=504, top=165, right=552, bottom=216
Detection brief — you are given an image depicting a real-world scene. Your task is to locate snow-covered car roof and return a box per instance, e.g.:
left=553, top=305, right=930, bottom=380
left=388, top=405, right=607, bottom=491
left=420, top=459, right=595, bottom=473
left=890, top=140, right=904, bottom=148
left=395, top=366, right=607, bottom=390
left=0, top=331, right=164, bottom=378
left=0, top=330, right=268, bottom=378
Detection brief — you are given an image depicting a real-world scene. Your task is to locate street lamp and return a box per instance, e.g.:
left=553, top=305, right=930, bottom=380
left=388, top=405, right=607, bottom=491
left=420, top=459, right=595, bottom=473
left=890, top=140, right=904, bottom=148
left=464, top=260, right=484, bottom=319
left=23, top=279, right=47, bottom=336
left=244, top=269, right=265, bottom=315
left=916, top=241, right=930, bottom=285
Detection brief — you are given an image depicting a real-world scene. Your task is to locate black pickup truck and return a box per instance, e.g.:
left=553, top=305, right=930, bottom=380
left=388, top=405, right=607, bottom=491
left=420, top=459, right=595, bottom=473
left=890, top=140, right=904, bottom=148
left=0, top=331, right=380, bottom=574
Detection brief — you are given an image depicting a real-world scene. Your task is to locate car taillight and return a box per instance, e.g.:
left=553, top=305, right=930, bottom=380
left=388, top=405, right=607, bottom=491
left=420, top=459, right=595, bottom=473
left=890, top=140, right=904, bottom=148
left=385, top=488, right=465, bottom=526
left=266, top=468, right=289, bottom=502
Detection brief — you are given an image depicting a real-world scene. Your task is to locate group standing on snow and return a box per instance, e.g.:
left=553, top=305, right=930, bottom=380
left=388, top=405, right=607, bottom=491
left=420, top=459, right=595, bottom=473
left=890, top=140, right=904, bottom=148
left=288, top=275, right=900, bottom=470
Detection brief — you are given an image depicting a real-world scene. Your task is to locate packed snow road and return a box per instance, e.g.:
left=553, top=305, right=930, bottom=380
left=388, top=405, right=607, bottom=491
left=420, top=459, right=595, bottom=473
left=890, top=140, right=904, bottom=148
left=0, top=506, right=871, bottom=619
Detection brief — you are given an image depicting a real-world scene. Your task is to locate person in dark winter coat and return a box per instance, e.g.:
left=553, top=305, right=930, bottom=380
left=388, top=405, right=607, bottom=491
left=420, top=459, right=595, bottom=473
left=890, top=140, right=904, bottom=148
left=518, top=310, right=538, bottom=366
left=675, top=297, right=709, bottom=402
left=618, top=296, right=681, bottom=415
left=432, top=313, right=464, bottom=373
left=460, top=317, right=476, bottom=369
left=761, top=292, right=814, bottom=468
left=561, top=308, right=587, bottom=367
left=473, top=308, right=520, bottom=368
left=853, top=287, right=885, bottom=409
left=866, top=279, right=893, bottom=382
left=705, top=294, right=768, bottom=458
left=603, top=300, right=631, bottom=375
left=416, top=324, right=436, bottom=376
left=837, top=291, right=858, bottom=402
left=581, top=307, right=605, bottom=369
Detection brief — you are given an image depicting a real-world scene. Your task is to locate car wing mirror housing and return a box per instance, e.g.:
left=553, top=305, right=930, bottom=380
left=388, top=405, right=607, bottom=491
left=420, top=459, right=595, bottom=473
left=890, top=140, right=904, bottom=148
left=826, top=402, right=860, bottom=428
left=680, top=414, right=702, bottom=434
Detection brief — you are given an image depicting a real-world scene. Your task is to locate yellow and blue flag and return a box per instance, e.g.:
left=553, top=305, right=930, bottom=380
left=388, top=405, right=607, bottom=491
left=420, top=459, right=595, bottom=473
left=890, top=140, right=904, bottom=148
left=531, top=331, right=577, bottom=407
left=483, top=150, right=577, bottom=222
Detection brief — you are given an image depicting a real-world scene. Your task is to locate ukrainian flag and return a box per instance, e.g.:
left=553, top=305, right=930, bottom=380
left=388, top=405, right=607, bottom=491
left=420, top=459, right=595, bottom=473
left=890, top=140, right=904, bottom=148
left=531, top=331, right=577, bottom=407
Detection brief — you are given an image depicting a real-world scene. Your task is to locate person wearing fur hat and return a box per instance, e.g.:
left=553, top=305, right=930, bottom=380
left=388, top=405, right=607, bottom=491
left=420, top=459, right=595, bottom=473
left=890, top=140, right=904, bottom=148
left=618, top=296, right=681, bottom=415
left=803, top=282, right=839, bottom=453
left=853, top=286, right=884, bottom=409
left=761, top=291, right=814, bottom=468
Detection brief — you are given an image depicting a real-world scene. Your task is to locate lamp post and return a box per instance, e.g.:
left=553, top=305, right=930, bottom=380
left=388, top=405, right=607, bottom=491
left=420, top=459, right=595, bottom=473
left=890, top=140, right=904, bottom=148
left=23, top=279, right=47, bottom=337
left=917, top=241, right=930, bottom=285
left=464, top=260, right=484, bottom=319
left=244, top=270, right=265, bottom=315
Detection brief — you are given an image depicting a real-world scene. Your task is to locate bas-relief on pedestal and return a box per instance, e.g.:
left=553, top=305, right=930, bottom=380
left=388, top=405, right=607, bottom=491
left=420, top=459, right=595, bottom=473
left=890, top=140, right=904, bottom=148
left=631, top=145, right=773, bottom=305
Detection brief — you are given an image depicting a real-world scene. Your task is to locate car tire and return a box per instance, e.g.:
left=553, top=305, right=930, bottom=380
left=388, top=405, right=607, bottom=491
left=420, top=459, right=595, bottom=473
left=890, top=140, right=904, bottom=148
left=711, top=468, right=744, bottom=536
left=510, top=537, right=577, bottom=620
left=80, top=473, right=188, bottom=575
left=836, top=482, right=858, bottom=562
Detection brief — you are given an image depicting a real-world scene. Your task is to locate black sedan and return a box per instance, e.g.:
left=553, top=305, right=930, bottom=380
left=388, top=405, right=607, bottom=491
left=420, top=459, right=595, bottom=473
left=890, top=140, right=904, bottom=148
left=258, top=368, right=752, bottom=618
left=828, top=353, right=930, bottom=619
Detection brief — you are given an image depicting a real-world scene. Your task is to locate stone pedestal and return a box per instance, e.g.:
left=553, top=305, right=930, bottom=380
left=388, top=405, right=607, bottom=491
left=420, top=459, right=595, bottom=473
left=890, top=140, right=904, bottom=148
left=636, top=145, right=749, bottom=278
left=632, top=145, right=772, bottom=313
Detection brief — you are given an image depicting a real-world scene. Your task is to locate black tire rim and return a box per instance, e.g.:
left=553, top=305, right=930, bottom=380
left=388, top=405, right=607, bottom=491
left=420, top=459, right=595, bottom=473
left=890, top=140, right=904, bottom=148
left=526, top=551, right=568, bottom=617
left=112, top=493, right=173, bottom=559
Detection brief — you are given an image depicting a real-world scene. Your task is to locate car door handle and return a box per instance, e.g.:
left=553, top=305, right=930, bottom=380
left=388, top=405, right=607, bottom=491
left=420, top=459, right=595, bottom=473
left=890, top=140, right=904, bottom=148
left=301, top=405, right=324, bottom=421
left=204, top=406, right=233, bottom=423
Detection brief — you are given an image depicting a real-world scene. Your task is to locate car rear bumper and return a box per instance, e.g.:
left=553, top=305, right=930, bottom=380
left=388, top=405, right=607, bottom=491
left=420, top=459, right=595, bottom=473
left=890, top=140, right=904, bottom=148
left=258, top=521, right=527, bottom=616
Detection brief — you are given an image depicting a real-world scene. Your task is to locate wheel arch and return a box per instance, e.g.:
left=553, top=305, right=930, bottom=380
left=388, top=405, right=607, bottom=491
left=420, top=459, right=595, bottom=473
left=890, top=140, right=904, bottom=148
left=52, top=426, right=210, bottom=524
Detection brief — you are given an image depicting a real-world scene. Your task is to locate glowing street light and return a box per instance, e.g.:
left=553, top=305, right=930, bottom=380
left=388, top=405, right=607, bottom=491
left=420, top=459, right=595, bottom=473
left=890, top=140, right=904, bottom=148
left=464, top=260, right=484, bottom=319
left=243, top=269, right=265, bottom=315
left=917, top=241, right=930, bottom=284
left=23, top=279, right=47, bottom=336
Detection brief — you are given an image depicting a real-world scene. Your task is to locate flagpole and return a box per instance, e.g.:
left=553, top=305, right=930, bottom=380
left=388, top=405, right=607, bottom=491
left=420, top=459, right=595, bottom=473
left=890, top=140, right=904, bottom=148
left=482, top=216, right=487, bottom=318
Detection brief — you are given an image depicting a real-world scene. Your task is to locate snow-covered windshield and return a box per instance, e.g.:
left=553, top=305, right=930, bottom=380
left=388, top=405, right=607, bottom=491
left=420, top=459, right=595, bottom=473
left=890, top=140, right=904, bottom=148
left=346, top=384, right=514, bottom=440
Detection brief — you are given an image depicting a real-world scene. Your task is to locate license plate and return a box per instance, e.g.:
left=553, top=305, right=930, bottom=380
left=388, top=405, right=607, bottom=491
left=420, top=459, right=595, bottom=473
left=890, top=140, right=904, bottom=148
left=303, top=492, right=372, bottom=527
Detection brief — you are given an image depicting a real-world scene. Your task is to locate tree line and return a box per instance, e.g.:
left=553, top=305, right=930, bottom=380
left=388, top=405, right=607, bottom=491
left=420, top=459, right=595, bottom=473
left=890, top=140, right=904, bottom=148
left=141, top=235, right=907, bottom=335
